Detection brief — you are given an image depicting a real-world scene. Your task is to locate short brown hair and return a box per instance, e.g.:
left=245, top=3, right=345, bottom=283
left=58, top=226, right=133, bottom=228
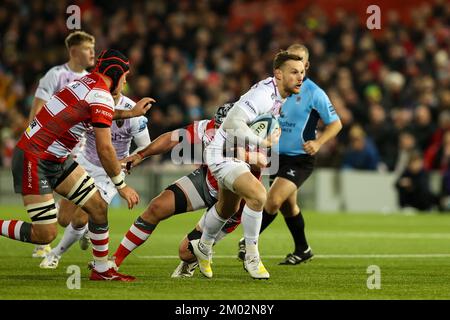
left=65, top=31, right=95, bottom=49
left=273, top=50, right=303, bottom=70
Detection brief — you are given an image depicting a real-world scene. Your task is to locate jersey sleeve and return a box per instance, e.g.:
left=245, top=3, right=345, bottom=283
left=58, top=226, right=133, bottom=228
left=313, top=88, right=340, bottom=125
left=34, top=68, right=59, bottom=102
left=132, top=120, right=151, bottom=149
left=85, top=89, right=115, bottom=127
left=130, top=116, right=149, bottom=136
left=234, top=85, right=273, bottom=121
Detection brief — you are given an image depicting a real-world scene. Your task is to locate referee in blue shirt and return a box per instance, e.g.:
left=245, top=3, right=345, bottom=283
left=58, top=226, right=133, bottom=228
left=238, top=44, right=342, bottom=264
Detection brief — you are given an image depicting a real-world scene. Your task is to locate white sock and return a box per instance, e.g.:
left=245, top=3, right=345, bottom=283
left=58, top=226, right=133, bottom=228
left=199, top=205, right=227, bottom=253
left=242, top=205, right=262, bottom=258
left=53, top=223, right=87, bottom=256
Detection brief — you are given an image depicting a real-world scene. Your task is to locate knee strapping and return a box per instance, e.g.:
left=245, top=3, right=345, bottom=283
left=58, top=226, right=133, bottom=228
left=26, top=199, right=58, bottom=224
left=66, top=172, right=98, bottom=206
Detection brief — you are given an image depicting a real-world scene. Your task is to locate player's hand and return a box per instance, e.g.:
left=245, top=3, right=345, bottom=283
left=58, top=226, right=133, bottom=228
left=120, top=154, right=144, bottom=173
left=303, top=140, right=321, bottom=156
left=247, top=151, right=268, bottom=169
left=118, top=185, right=140, bottom=209
left=262, top=127, right=281, bottom=148
left=133, top=97, right=155, bottom=117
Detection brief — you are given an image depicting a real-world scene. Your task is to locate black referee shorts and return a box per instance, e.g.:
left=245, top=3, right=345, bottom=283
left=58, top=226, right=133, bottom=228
left=270, top=154, right=315, bottom=188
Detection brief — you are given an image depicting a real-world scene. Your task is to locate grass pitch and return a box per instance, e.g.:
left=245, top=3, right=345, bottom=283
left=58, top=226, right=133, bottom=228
left=1, top=205, right=450, bottom=300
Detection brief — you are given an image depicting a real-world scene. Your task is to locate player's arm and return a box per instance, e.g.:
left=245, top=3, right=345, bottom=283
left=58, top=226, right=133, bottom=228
left=94, top=126, right=139, bottom=209
left=113, top=97, right=155, bottom=120
left=223, top=102, right=279, bottom=148
left=122, top=130, right=181, bottom=169
left=28, top=97, right=47, bottom=121
left=303, top=119, right=342, bottom=156
left=303, top=89, right=342, bottom=156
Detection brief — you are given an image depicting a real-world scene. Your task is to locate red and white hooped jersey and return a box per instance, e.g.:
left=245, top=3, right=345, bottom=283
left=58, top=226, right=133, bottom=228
left=184, top=119, right=261, bottom=199
left=17, top=73, right=115, bottom=162
left=184, top=119, right=219, bottom=198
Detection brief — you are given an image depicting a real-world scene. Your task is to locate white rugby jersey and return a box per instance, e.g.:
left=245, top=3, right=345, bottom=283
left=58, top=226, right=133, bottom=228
left=83, top=95, right=151, bottom=167
left=207, top=76, right=285, bottom=151
left=35, top=63, right=88, bottom=102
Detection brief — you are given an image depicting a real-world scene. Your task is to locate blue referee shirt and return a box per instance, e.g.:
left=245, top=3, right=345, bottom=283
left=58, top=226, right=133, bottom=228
left=276, top=78, right=340, bottom=156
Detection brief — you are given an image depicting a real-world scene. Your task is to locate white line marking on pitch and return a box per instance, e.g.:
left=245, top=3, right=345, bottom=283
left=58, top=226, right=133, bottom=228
left=138, top=253, right=450, bottom=259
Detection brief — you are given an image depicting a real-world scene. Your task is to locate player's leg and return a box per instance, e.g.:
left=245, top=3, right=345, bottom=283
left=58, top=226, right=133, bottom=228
left=192, top=165, right=268, bottom=279
left=113, top=168, right=208, bottom=267
left=236, top=175, right=296, bottom=260
left=173, top=208, right=242, bottom=278
left=264, top=177, right=298, bottom=229
left=0, top=194, right=59, bottom=246
left=171, top=226, right=201, bottom=278
left=1, top=148, right=58, bottom=246
left=231, top=173, right=271, bottom=279
left=53, top=163, right=133, bottom=281
left=40, top=205, right=89, bottom=269
left=190, top=183, right=242, bottom=278
left=278, top=190, right=313, bottom=265
left=32, top=197, right=79, bottom=258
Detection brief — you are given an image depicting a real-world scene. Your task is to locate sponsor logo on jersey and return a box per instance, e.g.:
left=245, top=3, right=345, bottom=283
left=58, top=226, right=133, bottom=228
left=95, top=108, right=113, bottom=118
left=244, top=100, right=257, bottom=114
left=25, top=119, right=42, bottom=139
left=94, top=92, right=111, bottom=103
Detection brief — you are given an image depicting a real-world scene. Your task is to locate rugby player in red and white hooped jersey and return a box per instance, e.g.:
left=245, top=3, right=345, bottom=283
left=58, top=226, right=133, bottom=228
left=0, top=49, right=153, bottom=281
left=111, top=103, right=266, bottom=274
left=39, top=94, right=151, bottom=269
left=28, top=31, right=95, bottom=259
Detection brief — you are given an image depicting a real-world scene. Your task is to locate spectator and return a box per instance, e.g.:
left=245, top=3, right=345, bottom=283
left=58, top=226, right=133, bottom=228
left=341, top=124, right=380, bottom=171
left=395, top=151, right=438, bottom=211
left=394, top=131, right=418, bottom=175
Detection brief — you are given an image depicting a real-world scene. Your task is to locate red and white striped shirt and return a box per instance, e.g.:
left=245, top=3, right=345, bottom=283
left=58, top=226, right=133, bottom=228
left=17, top=73, right=115, bottom=162
left=184, top=119, right=219, bottom=198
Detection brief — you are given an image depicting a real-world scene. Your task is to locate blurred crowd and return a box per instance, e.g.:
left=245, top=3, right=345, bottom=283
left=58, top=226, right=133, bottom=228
left=0, top=0, right=449, bottom=208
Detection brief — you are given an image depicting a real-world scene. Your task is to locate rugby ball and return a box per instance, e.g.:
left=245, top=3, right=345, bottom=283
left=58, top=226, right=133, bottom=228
left=249, top=114, right=280, bottom=139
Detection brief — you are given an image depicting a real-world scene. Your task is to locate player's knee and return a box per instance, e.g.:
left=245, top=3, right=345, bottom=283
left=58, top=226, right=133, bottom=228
left=72, top=213, right=88, bottom=229
left=245, top=189, right=267, bottom=211
left=144, top=200, right=169, bottom=223
left=57, top=214, right=70, bottom=228
left=266, top=194, right=284, bottom=214
left=83, top=197, right=108, bottom=222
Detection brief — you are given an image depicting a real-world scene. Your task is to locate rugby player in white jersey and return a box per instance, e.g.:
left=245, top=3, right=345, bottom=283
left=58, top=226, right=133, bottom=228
left=28, top=31, right=95, bottom=258
left=191, top=51, right=305, bottom=279
left=112, top=103, right=265, bottom=278
left=40, top=95, right=150, bottom=269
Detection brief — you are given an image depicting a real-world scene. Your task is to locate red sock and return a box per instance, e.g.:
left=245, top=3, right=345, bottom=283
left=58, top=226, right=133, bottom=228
left=114, top=218, right=155, bottom=266
left=0, top=220, right=31, bottom=242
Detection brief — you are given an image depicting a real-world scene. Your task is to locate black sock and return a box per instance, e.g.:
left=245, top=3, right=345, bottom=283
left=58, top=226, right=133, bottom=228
left=259, top=210, right=277, bottom=234
left=284, top=212, right=309, bottom=254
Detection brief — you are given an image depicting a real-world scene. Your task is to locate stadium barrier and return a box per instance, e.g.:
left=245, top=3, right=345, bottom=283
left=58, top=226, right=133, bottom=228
left=0, top=167, right=442, bottom=213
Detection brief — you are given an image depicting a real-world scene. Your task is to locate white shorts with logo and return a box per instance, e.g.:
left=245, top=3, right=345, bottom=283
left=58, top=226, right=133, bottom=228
left=205, top=146, right=250, bottom=192
left=75, top=153, right=117, bottom=204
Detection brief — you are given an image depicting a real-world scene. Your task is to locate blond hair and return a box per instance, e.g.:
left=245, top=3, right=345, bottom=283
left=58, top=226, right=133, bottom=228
left=65, top=31, right=95, bottom=49
left=287, top=43, right=309, bottom=61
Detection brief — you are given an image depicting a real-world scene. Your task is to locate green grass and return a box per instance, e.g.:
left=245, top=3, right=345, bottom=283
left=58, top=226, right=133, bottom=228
left=1, top=205, right=450, bottom=300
